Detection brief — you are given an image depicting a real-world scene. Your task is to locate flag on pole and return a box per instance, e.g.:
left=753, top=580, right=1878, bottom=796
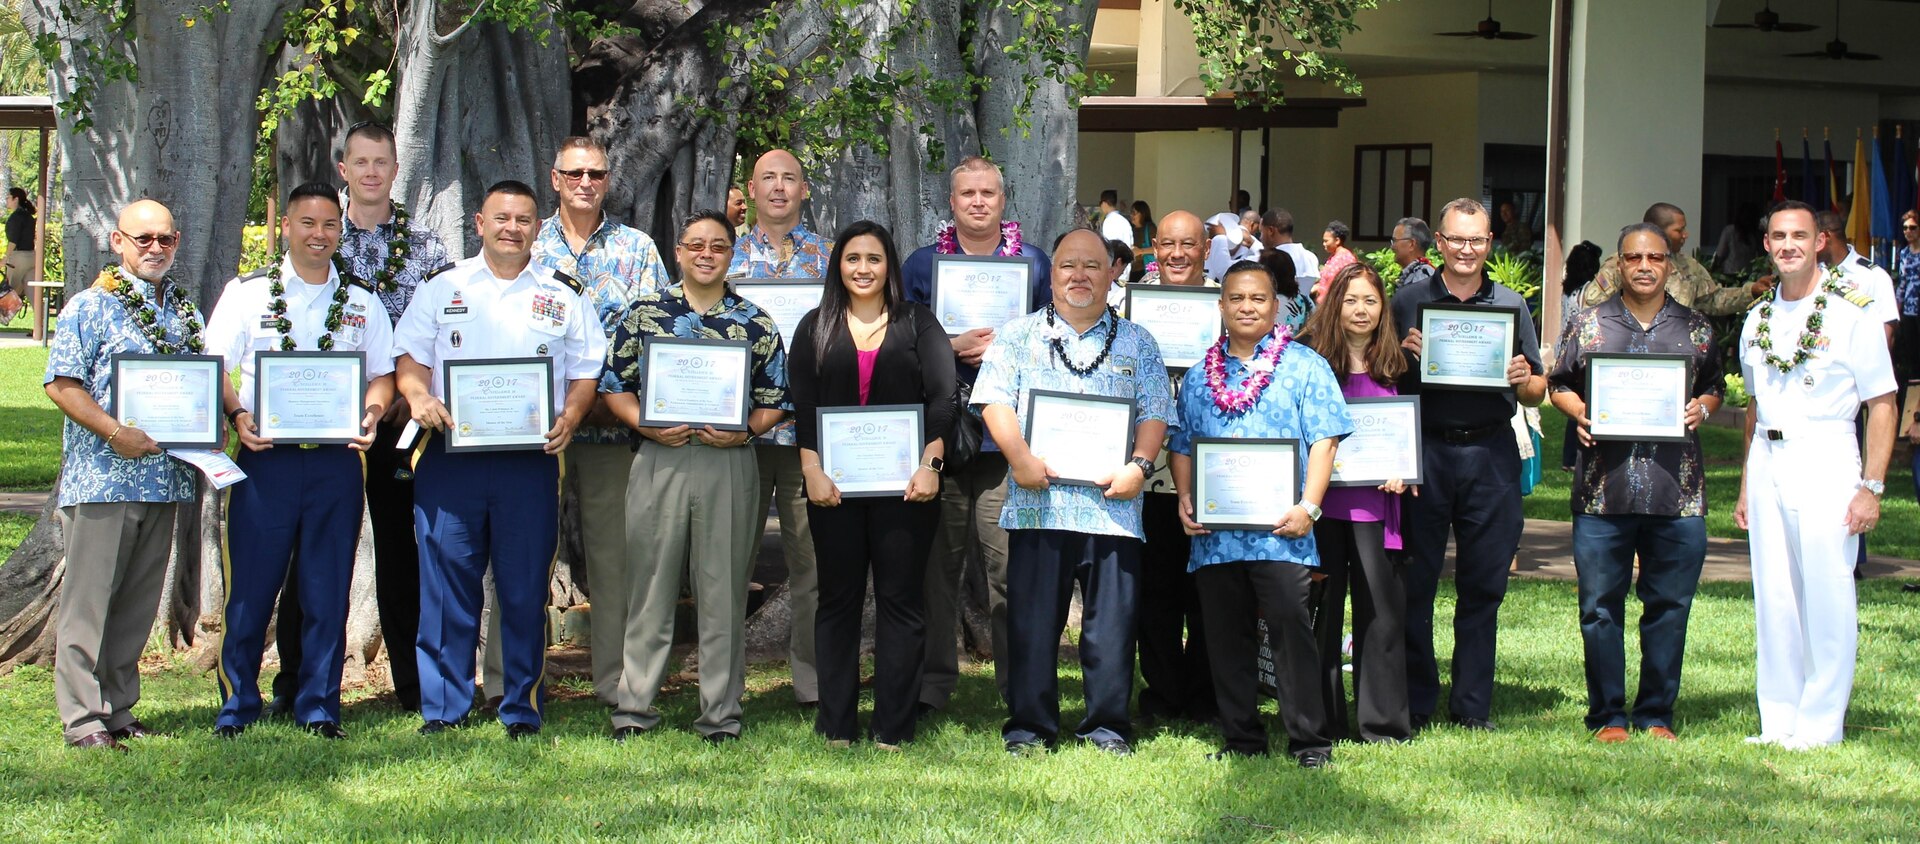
left=1772, top=138, right=1787, bottom=204
left=1802, top=136, right=1821, bottom=208
left=1891, top=132, right=1910, bottom=236
left=1870, top=134, right=1893, bottom=268
left=1848, top=133, right=1874, bottom=253
left=1826, top=138, right=1842, bottom=214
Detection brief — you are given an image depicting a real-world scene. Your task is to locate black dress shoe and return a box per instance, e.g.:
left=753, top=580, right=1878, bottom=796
left=212, top=725, right=246, bottom=740
left=702, top=731, right=739, bottom=746
left=111, top=720, right=157, bottom=740
left=1090, top=737, right=1133, bottom=757
left=504, top=722, right=541, bottom=741
left=263, top=697, right=294, bottom=718
left=1296, top=749, right=1332, bottom=769
left=1005, top=738, right=1047, bottom=756
left=303, top=721, right=347, bottom=740
left=1207, top=747, right=1267, bottom=761
left=1409, top=713, right=1431, bottom=733
left=1450, top=716, right=1497, bottom=732
left=1903, top=582, right=1920, bottom=593
left=418, top=719, right=459, bottom=736
left=68, top=730, right=129, bottom=752
left=611, top=726, right=646, bottom=742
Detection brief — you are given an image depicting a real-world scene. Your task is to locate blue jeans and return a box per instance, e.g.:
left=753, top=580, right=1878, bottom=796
left=1570, top=514, right=1707, bottom=731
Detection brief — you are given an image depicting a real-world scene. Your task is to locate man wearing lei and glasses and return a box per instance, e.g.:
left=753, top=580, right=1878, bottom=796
left=42, top=200, right=204, bottom=751
left=1166, top=259, right=1350, bottom=768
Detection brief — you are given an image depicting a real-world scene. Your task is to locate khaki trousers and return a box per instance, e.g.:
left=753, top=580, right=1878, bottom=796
left=613, top=441, right=759, bottom=736
left=919, top=452, right=1011, bottom=708
left=55, top=502, right=177, bottom=742
left=569, top=443, right=637, bottom=704
left=756, top=443, right=818, bottom=703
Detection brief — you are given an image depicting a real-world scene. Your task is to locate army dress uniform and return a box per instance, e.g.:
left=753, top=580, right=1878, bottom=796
left=392, top=256, right=605, bottom=730
left=205, top=258, right=394, bottom=731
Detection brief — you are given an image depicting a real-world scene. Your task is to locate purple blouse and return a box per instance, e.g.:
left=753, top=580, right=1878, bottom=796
left=1322, top=372, right=1404, bottom=550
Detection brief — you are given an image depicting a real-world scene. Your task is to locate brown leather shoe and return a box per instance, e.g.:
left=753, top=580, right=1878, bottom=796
left=1594, top=726, right=1630, bottom=744
left=67, top=730, right=129, bottom=752
left=1644, top=725, right=1678, bottom=742
left=110, top=720, right=156, bottom=740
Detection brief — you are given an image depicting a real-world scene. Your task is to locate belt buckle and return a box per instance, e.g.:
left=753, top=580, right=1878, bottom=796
left=300, top=442, right=320, bottom=450
left=1765, top=429, right=1784, bottom=441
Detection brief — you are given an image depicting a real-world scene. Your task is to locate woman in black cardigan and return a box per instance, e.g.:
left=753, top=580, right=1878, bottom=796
left=792, top=220, right=957, bottom=749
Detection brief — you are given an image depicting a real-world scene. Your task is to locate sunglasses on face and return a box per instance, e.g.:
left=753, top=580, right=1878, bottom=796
left=118, top=230, right=179, bottom=249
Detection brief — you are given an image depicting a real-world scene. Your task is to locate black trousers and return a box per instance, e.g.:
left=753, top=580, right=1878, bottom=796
left=808, top=497, right=938, bottom=744
left=1402, top=431, right=1521, bottom=723
left=274, top=415, right=422, bottom=710
left=1312, top=518, right=1410, bottom=742
left=1136, top=494, right=1215, bottom=721
left=1195, top=561, right=1330, bottom=757
left=1002, top=530, right=1140, bottom=745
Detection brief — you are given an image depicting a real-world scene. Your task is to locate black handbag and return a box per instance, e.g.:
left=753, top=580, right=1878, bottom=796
left=944, top=379, right=983, bottom=472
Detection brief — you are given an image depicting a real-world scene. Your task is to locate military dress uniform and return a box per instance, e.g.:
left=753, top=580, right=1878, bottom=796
left=1738, top=282, right=1895, bottom=747
left=392, top=256, right=605, bottom=730
left=205, top=259, right=394, bottom=730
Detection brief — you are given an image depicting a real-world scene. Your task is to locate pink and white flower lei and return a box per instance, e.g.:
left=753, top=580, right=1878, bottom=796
left=1204, top=326, right=1291, bottom=415
left=935, top=220, right=1023, bottom=257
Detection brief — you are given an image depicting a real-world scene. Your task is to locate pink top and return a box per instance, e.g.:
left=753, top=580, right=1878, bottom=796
left=1323, top=372, right=1403, bottom=550
left=856, top=348, right=880, bottom=406
left=1314, top=249, right=1357, bottom=303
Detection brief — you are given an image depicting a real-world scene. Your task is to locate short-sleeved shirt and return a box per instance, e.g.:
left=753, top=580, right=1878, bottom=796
left=1390, top=272, right=1544, bottom=430
left=337, top=203, right=450, bottom=327
left=971, top=307, right=1172, bottom=539
left=1826, top=248, right=1900, bottom=327
left=532, top=213, right=671, bottom=445
left=1167, top=335, right=1351, bottom=569
left=1123, top=272, right=1217, bottom=494
left=1582, top=252, right=1753, bottom=316
left=1275, top=242, right=1320, bottom=289
left=1895, top=247, right=1920, bottom=318
left=600, top=283, right=790, bottom=420
left=1740, top=283, right=1897, bottom=431
left=1549, top=295, right=1722, bottom=517
left=392, top=256, right=606, bottom=410
left=204, top=258, right=396, bottom=414
left=1100, top=210, right=1134, bottom=245
left=44, top=271, right=201, bottom=507
left=729, top=223, right=830, bottom=446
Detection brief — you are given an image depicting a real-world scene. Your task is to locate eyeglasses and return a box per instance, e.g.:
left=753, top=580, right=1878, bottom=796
left=1905, top=224, right=1919, bottom=232
left=679, top=241, right=732, bottom=254
left=1619, top=251, right=1669, bottom=266
left=117, top=230, right=179, bottom=249
left=1435, top=233, right=1492, bottom=250
left=557, top=168, right=610, bottom=183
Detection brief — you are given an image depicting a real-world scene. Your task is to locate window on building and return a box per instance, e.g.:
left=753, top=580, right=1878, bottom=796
left=1351, top=144, right=1433, bottom=242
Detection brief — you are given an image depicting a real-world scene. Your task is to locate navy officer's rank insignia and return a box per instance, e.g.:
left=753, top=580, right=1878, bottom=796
left=451, top=330, right=462, bottom=348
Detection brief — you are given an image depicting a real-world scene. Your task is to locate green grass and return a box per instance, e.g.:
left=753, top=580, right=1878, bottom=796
left=0, top=346, right=58, bottom=492
left=0, top=580, right=1913, bottom=841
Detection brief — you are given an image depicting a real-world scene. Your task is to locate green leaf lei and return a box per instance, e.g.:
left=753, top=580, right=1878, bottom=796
left=1753, top=270, right=1841, bottom=374
left=267, top=255, right=351, bottom=351
left=333, top=201, right=413, bottom=293
left=98, top=265, right=204, bottom=354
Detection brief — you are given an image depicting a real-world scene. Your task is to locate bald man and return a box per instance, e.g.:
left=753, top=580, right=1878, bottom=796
left=43, top=200, right=204, bottom=750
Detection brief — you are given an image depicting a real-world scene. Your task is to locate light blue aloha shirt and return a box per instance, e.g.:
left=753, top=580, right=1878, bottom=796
left=1167, top=335, right=1351, bottom=570
left=43, top=272, right=202, bottom=507
left=534, top=213, right=671, bottom=445
left=728, top=223, right=833, bottom=446
left=972, top=307, right=1172, bottom=540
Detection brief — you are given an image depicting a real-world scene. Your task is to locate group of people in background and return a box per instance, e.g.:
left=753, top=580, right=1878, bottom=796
left=39, top=120, right=1894, bottom=765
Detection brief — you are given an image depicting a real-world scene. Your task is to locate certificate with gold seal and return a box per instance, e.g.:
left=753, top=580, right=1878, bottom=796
left=109, top=353, right=224, bottom=449
left=818, top=404, right=924, bottom=497
left=443, top=357, right=553, bottom=452
left=1417, top=303, right=1519, bottom=392
left=253, top=350, right=367, bottom=444
left=931, top=254, right=1032, bottom=335
left=638, top=336, right=752, bottom=431
left=1189, top=437, right=1299, bottom=530
left=1586, top=353, right=1691, bottom=443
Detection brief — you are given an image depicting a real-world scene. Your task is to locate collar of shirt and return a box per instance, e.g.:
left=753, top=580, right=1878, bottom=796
left=535, top=211, right=612, bottom=262
left=342, top=202, right=399, bottom=237
left=1427, top=272, right=1495, bottom=303
left=659, top=281, right=751, bottom=320
left=276, top=254, right=342, bottom=305
left=1597, top=291, right=1685, bottom=333
left=116, top=266, right=163, bottom=301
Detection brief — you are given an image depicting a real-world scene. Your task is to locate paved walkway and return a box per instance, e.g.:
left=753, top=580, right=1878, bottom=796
left=0, top=492, right=47, bottom=514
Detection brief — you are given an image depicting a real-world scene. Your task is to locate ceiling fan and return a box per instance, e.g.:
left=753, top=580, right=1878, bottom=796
left=1786, top=0, right=1880, bottom=60
left=1712, top=0, right=1818, bottom=32
left=1435, top=0, right=1536, bottom=41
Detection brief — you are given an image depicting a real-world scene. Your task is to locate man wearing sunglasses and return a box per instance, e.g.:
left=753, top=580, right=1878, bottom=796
left=1579, top=203, right=1771, bottom=315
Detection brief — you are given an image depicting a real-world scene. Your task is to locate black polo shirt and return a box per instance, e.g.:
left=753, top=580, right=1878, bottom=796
left=1390, top=272, right=1543, bottom=430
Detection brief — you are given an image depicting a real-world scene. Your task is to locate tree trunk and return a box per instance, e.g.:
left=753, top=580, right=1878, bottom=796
left=0, top=476, right=64, bottom=671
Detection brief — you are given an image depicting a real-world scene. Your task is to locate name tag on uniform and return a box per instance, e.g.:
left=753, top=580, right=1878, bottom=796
left=442, top=290, right=475, bottom=323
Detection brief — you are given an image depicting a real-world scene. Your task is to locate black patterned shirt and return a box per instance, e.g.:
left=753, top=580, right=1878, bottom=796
left=601, top=283, right=791, bottom=418
left=338, top=203, right=451, bottom=327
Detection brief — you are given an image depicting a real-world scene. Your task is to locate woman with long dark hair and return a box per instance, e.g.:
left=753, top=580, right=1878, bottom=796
left=2, top=187, right=34, bottom=324
left=1301, top=262, right=1413, bottom=743
left=791, top=220, right=956, bottom=749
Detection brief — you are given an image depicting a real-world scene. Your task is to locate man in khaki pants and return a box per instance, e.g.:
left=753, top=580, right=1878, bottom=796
left=41, top=200, right=202, bottom=750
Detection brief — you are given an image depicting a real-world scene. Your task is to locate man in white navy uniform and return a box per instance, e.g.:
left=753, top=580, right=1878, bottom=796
left=1735, top=200, right=1895, bottom=750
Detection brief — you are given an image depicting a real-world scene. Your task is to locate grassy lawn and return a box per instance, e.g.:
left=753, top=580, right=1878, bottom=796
left=0, top=345, right=59, bottom=492
left=0, top=580, right=1912, bottom=841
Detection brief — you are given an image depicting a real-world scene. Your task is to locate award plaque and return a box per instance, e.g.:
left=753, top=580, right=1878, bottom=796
left=931, top=254, right=1032, bottom=335
left=1330, top=396, right=1423, bottom=487
left=1585, top=353, right=1692, bottom=443
left=817, top=404, right=924, bottom=497
left=1021, top=389, right=1137, bottom=487
left=443, top=357, right=554, bottom=452
left=1417, top=303, right=1520, bottom=391
left=638, top=336, right=753, bottom=431
left=734, top=278, right=825, bottom=344
left=109, top=353, right=224, bottom=449
left=1125, top=284, right=1221, bottom=371
left=1189, top=437, right=1300, bottom=530
left=253, top=350, right=367, bottom=444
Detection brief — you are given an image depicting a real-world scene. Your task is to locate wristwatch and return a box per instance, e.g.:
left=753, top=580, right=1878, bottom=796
left=921, top=456, right=946, bottom=474
left=1859, top=479, right=1885, bottom=497
left=1127, top=456, right=1155, bottom=476
left=1300, top=501, right=1323, bottom=522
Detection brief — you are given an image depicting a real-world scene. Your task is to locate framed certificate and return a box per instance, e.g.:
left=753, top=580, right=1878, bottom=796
left=1190, top=437, right=1300, bottom=531
left=109, top=353, right=224, bottom=449
left=252, top=351, right=367, bottom=444
left=1021, top=389, right=1137, bottom=487
left=1125, top=284, right=1221, bottom=370
left=1331, top=395, right=1423, bottom=487
left=734, top=278, right=824, bottom=344
left=931, top=255, right=1031, bottom=335
left=1586, top=353, right=1692, bottom=443
left=638, top=336, right=752, bottom=431
left=1417, top=303, right=1520, bottom=392
left=817, top=404, right=924, bottom=497
left=443, top=357, right=554, bottom=452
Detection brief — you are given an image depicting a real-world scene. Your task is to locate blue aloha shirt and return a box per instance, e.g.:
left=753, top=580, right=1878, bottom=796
left=534, top=213, right=672, bottom=445
left=43, top=271, right=202, bottom=507
left=337, top=203, right=450, bottom=327
left=972, top=307, right=1173, bottom=540
left=1167, top=335, right=1352, bottom=571
left=727, top=223, right=833, bottom=446
left=600, top=283, right=791, bottom=423
left=1896, top=247, right=1920, bottom=318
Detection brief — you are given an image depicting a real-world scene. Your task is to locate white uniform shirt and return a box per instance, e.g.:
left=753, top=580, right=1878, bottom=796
left=204, top=257, right=396, bottom=413
left=393, top=255, right=607, bottom=409
left=1100, top=210, right=1134, bottom=245
left=1739, top=290, right=1897, bottom=431
left=1827, top=246, right=1899, bottom=326
left=1275, top=242, right=1320, bottom=291
left=1204, top=230, right=1262, bottom=281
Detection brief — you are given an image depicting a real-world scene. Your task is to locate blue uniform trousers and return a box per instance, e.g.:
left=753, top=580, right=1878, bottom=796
left=412, top=437, right=558, bottom=727
left=217, top=444, right=364, bottom=728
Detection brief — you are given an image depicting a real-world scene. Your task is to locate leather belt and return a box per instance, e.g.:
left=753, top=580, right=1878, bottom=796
left=1428, top=423, right=1505, bottom=445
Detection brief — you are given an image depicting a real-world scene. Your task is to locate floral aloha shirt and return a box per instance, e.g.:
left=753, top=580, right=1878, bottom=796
left=533, top=213, right=672, bottom=445
left=727, top=224, right=832, bottom=446
left=601, top=283, right=791, bottom=424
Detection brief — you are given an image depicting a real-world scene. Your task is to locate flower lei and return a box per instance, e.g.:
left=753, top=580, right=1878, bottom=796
left=934, top=219, right=1022, bottom=257
left=334, top=201, right=413, bottom=292
left=266, top=254, right=351, bottom=351
left=1204, top=326, right=1291, bottom=415
left=1044, top=303, right=1118, bottom=376
left=93, top=265, right=204, bottom=354
left=1753, top=269, right=1841, bottom=374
